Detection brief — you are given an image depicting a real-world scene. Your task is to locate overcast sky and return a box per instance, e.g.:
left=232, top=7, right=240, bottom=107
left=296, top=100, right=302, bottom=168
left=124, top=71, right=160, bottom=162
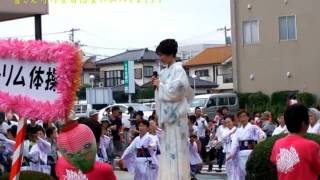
left=0, top=0, right=230, bottom=57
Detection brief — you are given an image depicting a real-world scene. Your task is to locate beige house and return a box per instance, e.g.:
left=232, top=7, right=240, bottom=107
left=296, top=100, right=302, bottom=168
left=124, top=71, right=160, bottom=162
left=184, top=46, right=233, bottom=92
left=231, top=0, right=320, bottom=98
left=96, top=48, right=160, bottom=87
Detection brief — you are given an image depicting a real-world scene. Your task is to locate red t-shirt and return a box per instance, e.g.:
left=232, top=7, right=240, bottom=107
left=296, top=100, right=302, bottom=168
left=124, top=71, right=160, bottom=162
left=55, top=157, right=117, bottom=180
left=271, top=134, right=320, bottom=180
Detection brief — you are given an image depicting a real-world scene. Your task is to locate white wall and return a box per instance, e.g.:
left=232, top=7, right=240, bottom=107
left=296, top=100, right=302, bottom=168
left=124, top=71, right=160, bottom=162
left=98, top=61, right=160, bottom=86
left=216, top=75, right=234, bottom=90
left=188, top=65, right=214, bottom=82
left=187, top=64, right=234, bottom=91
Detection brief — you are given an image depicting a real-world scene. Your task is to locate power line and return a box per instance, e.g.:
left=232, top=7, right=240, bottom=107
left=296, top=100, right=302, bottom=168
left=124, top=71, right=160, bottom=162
left=0, top=30, right=72, bottom=39
left=82, top=44, right=131, bottom=50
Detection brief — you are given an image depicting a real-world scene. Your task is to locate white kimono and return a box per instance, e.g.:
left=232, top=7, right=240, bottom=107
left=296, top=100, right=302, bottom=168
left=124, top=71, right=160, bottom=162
left=22, top=138, right=51, bottom=174
left=307, top=122, right=320, bottom=134
left=272, top=125, right=288, bottom=136
left=0, top=133, right=15, bottom=154
left=99, top=135, right=111, bottom=162
left=121, top=133, right=158, bottom=180
left=155, top=62, right=194, bottom=180
left=221, top=127, right=240, bottom=180
left=230, top=123, right=266, bottom=180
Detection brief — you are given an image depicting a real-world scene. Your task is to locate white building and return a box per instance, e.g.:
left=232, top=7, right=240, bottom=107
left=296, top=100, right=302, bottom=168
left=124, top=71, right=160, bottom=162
left=184, top=46, right=233, bottom=92
left=177, top=44, right=222, bottom=62
left=96, top=48, right=160, bottom=87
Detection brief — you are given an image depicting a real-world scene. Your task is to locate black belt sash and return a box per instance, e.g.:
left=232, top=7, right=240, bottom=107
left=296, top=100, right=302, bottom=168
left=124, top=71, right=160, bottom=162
left=239, top=140, right=257, bottom=151
left=156, top=146, right=161, bottom=155
left=137, top=147, right=151, bottom=158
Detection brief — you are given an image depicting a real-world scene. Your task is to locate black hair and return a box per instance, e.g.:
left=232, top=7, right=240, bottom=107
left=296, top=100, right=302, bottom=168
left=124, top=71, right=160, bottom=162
left=222, top=106, right=229, bottom=111
left=188, top=115, right=197, bottom=124
left=190, top=134, right=197, bottom=139
left=78, top=117, right=102, bottom=144
left=0, top=112, right=5, bottom=125
left=195, top=107, right=201, bottom=113
left=45, top=127, right=55, bottom=138
left=288, top=94, right=297, bottom=100
left=237, top=109, right=250, bottom=117
left=128, top=106, right=134, bottom=112
left=36, top=126, right=45, bottom=134
left=137, top=120, right=150, bottom=128
left=136, top=110, right=144, bottom=117
left=156, top=39, right=178, bottom=57
left=7, top=125, right=17, bottom=138
left=112, top=106, right=120, bottom=112
left=148, top=115, right=156, bottom=121
left=224, top=115, right=235, bottom=122
left=284, top=104, right=309, bottom=133
left=217, top=109, right=223, bottom=115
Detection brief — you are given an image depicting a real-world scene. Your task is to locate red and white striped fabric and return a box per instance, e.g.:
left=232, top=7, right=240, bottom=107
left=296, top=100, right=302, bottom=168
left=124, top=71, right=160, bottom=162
left=9, top=119, right=27, bottom=180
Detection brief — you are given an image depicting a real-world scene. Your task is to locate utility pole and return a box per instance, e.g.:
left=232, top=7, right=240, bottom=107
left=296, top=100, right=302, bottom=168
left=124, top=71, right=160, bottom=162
left=69, top=28, right=80, bottom=43
left=217, top=26, right=231, bottom=45
left=34, top=15, right=42, bottom=40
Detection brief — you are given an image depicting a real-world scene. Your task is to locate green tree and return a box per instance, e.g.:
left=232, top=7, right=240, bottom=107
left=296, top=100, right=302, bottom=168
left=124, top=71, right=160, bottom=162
left=76, top=84, right=91, bottom=100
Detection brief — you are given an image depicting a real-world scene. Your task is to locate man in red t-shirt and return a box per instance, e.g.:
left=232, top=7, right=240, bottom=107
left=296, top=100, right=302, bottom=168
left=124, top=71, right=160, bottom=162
left=56, top=156, right=116, bottom=180
left=271, top=104, right=320, bottom=180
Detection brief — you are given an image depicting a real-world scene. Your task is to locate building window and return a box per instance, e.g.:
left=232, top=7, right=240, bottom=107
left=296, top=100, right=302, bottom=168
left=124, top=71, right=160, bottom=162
left=143, top=66, right=153, bottom=77
left=243, top=20, right=259, bottom=44
left=218, top=65, right=233, bottom=83
left=135, top=68, right=142, bottom=79
left=279, top=16, right=296, bottom=41
left=99, top=71, right=105, bottom=87
left=105, top=70, right=124, bottom=87
left=195, top=69, right=209, bottom=77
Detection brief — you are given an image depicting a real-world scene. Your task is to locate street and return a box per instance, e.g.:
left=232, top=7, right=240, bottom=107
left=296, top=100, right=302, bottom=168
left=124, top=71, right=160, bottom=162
left=115, top=170, right=227, bottom=180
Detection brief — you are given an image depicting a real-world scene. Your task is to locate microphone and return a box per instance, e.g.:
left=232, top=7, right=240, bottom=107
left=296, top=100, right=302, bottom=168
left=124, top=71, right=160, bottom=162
left=152, top=71, right=158, bottom=90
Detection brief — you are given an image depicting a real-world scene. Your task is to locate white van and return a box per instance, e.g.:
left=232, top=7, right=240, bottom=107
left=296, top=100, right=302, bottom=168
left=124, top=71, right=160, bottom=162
left=190, top=93, right=239, bottom=119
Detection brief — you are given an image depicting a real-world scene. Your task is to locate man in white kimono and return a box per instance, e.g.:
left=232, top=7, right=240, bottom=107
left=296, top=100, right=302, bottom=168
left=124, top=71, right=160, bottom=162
left=228, top=110, right=266, bottom=180
left=121, top=120, right=158, bottom=180
left=153, top=39, right=194, bottom=180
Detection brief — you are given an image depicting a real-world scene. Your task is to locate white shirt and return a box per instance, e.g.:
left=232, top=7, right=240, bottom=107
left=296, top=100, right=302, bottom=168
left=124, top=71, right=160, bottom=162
left=195, top=117, right=208, bottom=138
left=221, top=127, right=237, bottom=154
left=188, top=141, right=202, bottom=165
left=307, top=122, right=320, bottom=134
left=216, top=125, right=228, bottom=142
left=272, top=125, right=288, bottom=136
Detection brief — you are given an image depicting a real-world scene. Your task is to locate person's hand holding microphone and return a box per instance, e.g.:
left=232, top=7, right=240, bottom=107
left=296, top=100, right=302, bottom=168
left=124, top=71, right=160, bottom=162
left=152, top=71, right=160, bottom=89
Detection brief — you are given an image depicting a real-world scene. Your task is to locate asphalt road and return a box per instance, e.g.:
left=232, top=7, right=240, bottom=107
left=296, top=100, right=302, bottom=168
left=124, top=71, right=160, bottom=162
left=115, top=170, right=227, bottom=180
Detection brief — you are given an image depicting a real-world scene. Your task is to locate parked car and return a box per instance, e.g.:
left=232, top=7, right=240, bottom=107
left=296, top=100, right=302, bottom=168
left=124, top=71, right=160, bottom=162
left=98, top=103, right=153, bottom=128
left=143, top=102, right=156, bottom=110
left=189, top=93, right=239, bottom=119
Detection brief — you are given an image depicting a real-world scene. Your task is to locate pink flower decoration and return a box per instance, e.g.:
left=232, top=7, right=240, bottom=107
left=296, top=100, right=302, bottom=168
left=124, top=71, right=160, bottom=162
left=0, top=39, right=82, bottom=123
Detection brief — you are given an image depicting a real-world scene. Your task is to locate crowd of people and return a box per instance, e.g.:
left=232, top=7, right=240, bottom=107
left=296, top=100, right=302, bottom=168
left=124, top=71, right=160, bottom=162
left=0, top=102, right=319, bottom=179
left=187, top=104, right=320, bottom=180
left=0, top=105, right=160, bottom=179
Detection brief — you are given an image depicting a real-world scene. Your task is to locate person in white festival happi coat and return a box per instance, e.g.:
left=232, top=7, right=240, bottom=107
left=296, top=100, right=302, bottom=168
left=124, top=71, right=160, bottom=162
left=307, top=108, right=320, bottom=135
left=121, top=120, right=159, bottom=180
left=152, top=39, right=194, bottom=180
left=228, top=110, right=266, bottom=180
left=272, top=113, right=288, bottom=136
left=221, top=115, right=241, bottom=180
